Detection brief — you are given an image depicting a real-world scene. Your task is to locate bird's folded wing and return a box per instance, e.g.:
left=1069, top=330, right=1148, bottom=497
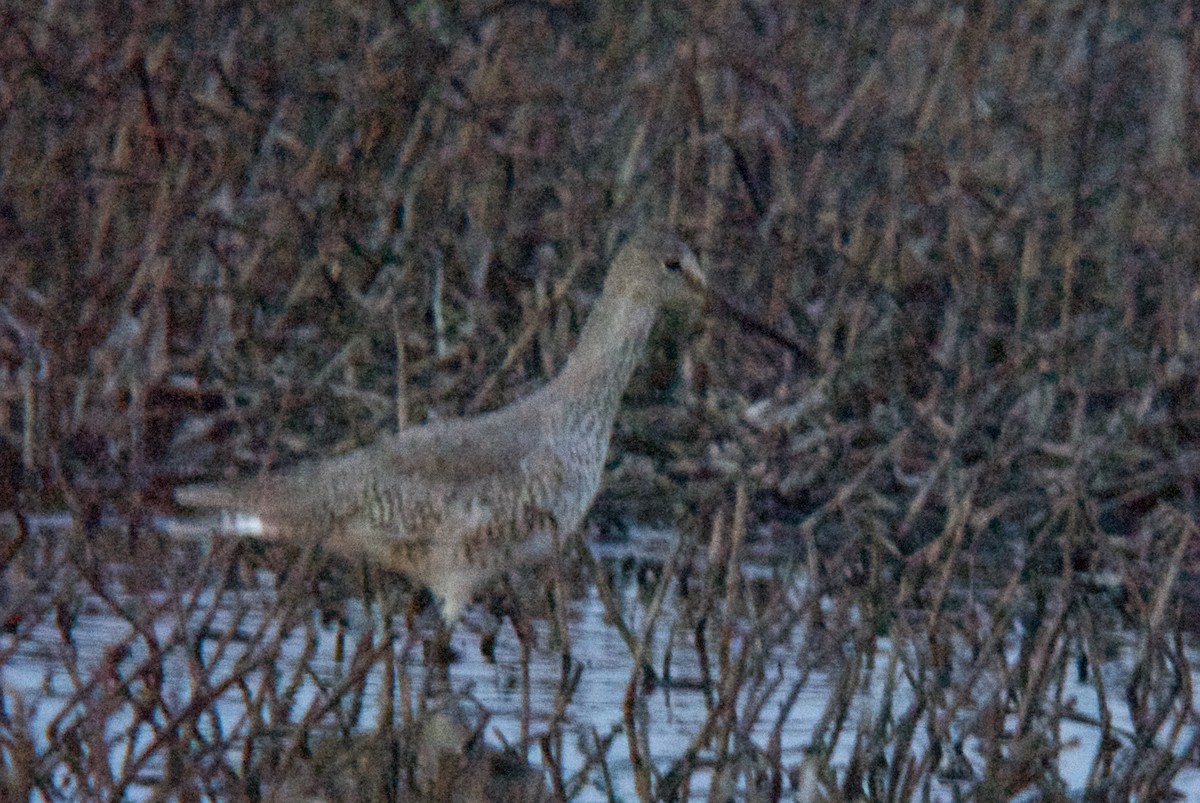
left=174, top=401, right=548, bottom=536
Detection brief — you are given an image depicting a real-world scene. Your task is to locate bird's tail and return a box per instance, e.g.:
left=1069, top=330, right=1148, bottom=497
left=173, top=481, right=271, bottom=538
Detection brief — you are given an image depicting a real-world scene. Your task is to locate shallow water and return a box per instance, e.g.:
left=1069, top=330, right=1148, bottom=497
left=2, top=514, right=1198, bottom=800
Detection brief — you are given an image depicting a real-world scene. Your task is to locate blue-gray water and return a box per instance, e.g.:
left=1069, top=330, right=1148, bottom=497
left=2, top=514, right=1198, bottom=800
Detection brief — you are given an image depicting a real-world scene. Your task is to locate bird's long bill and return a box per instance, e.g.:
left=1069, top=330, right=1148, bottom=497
left=681, top=263, right=708, bottom=294
left=705, top=289, right=815, bottom=372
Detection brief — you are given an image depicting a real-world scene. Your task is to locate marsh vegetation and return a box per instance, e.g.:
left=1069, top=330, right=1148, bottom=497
left=2, top=0, right=1199, bottom=799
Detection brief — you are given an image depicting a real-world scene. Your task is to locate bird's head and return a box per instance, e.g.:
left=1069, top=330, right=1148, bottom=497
left=607, top=227, right=706, bottom=309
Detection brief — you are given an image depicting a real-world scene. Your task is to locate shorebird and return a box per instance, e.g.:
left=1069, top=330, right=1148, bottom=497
left=175, top=228, right=707, bottom=624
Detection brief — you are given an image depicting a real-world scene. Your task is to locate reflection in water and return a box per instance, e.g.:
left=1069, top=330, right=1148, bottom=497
left=1, top=515, right=1198, bottom=800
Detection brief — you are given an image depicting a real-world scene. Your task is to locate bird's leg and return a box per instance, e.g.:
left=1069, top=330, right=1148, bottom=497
left=476, top=582, right=514, bottom=663
left=548, top=526, right=573, bottom=679
left=498, top=577, right=538, bottom=652
left=408, top=587, right=456, bottom=699
left=422, top=622, right=454, bottom=699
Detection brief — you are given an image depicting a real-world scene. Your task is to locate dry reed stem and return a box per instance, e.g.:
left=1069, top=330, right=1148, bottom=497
left=3, top=0, right=1200, bottom=798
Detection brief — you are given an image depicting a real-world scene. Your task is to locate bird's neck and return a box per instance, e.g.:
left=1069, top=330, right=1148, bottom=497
left=545, top=290, right=659, bottom=433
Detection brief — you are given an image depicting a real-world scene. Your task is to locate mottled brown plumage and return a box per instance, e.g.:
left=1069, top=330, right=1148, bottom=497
left=176, top=229, right=705, bottom=621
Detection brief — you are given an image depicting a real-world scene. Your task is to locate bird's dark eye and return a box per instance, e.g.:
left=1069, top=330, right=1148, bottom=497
left=663, top=259, right=683, bottom=273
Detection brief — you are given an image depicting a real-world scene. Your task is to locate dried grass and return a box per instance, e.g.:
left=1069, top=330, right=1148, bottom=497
left=2, top=0, right=1199, bottom=799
